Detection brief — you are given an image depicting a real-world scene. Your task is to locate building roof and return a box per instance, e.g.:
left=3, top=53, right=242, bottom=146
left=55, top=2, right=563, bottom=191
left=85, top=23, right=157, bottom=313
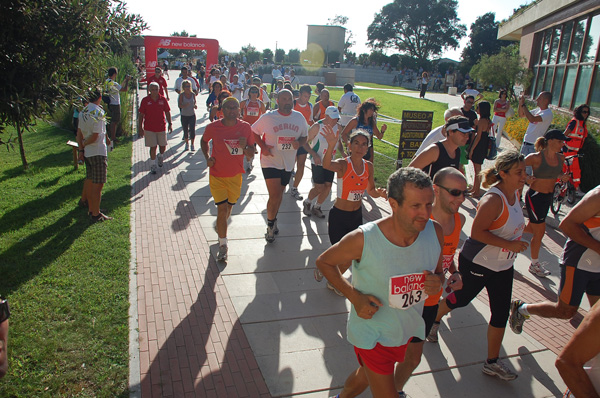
left=498, top=0, right=577, bottom=41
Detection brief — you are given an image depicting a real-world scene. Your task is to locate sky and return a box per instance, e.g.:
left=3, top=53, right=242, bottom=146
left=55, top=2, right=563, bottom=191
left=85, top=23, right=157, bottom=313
left=124, top=0, right=530, bottom=62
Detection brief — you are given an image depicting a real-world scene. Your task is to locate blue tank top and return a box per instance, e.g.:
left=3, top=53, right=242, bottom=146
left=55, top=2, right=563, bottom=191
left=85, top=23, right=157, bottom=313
left=348, top=220, right=441, bottom=349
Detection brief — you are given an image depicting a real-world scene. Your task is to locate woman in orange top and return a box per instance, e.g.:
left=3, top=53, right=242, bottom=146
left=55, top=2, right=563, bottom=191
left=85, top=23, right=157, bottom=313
left=209, top=91, right=231, bottom=121
left=240, top=86, right=266, bottom=125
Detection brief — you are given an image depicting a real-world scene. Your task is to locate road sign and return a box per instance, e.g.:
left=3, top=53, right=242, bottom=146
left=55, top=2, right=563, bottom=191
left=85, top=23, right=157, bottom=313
left=397, top=111, right=433, bottom=168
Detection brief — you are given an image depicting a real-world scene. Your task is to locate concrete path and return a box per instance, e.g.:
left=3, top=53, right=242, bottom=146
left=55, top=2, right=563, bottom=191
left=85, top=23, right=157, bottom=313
left=130, top=85, right=586, bottom=397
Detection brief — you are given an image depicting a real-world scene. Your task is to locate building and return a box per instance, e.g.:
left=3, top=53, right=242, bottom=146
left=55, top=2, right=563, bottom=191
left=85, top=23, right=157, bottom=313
left=306, top=25, right=345, bottom=63
left=498, top=0, right=599, bottom=117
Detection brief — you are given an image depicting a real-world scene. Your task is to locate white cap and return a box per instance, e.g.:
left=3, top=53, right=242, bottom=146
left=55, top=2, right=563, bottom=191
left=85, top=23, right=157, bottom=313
left=325, top=106, right=340, bottom=119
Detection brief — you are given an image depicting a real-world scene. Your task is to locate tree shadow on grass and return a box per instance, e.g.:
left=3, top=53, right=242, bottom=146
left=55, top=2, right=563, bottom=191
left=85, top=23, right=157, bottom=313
left=0, top=183, right=131, bottom=294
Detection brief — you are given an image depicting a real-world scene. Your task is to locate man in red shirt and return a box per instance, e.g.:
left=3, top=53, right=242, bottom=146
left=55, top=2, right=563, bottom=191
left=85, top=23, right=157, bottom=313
left=138, top=82, right=173, bottom=174
left=143, top=67, right=169, bottom=100
left=201, top=97, right=256, bottom=262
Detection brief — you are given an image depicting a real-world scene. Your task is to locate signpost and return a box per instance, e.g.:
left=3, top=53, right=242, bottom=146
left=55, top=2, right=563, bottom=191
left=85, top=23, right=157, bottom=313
left=397, top=111, right=433, bottom=168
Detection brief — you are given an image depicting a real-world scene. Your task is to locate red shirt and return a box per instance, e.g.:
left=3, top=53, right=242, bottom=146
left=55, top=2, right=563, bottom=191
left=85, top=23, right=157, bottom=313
left=202, top=119, right=255, bottom=177
left=139, top=95, right=171, bottom=132
left=145, top=75, right=168, bottom=97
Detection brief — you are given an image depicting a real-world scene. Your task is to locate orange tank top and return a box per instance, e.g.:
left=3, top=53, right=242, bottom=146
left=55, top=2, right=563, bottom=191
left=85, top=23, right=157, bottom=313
left=317, top=100, right=333, bottom=119
left=337, top=157, right=369, bottom=201
left=424, top=212, right=461, bottom=306
left=243, top=99, right=262, bottom=125
left=294, top=102, right=314, bottom=125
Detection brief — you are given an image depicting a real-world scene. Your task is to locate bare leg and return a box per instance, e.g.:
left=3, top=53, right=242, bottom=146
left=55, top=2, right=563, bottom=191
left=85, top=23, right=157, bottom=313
left=487, top=325, right=505, bottom=360
left=293, top=154, right=307, bottom=189
left=88, top=182, right=104, bottom=217
left=364, top=364, right=398, bottom=398
left=338, top=367, right=369, bottom=398
left=525, top=297, right=579, bottom=319
left=528, top=222, right=546, bottom=260
left=149, top=146, right=157, bottom=160
left=265, top=178, right=285, bottom=220
left=471, top=163, right=482, bottom=197
left=394, top=342, right=423, bottom=391
left=435, top=300, right=453, bottom=322
left=216, top=203, right=232, bottom=239
left=317, top=182, right=332, bottom=204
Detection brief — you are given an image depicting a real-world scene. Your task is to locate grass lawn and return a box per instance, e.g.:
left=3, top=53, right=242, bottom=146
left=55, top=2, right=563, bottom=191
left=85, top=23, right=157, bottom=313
left=0, top=122, right=132, bottom=397
left=354, top=81, right=408, bottom=90
left=321, top=86, right=449, bottom=185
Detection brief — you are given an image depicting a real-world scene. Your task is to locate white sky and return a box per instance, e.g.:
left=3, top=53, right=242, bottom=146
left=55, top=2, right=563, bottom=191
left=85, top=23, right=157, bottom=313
left=124, top=0, right=530, bottom=61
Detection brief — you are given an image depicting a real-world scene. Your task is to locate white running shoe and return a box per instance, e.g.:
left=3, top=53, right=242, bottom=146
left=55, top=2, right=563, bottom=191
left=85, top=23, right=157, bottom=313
left=157, top=153, right=164, bottom=167
left=482, top=359, right=518, bottom=381
left=303, top=201, right=312, bottom=216
left=265, top=225, right=275, bottom=243
left=290, top=188, right=303, bottom=201
left=529, top=262, right=551, bottom=277
left=426, top=322, right=440, bottom=343
left=509, top=299, right=529, bottom=334
left=216, top=245, right=228, bottom=262
left=314, top=268, right=323, bottom=282
left=150, top=164, right=157, bottom=174
left=312, top=206, right=325, bottom=218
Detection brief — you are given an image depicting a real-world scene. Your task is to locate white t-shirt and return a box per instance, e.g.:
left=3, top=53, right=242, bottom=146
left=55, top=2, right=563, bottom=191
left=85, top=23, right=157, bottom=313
left=252, top=110, right=308, bottom=171
left=523, top=108, right=553, bottom=144
left=80, top=103, right=107, bottom=157
left=229, top=82, right=244, bottom=101
left=289, top=75, right=300, bottom=89
left=271, top=68, right=282, bottom=79
left=105, top=79, right=121, bottom=105
left=462, top=88, right=480, bottom=98
left=338, top=91, right=361, bottom=126
left=414, top=125, right=445, bottom=157
left=175, top=77, right=198, bottom=92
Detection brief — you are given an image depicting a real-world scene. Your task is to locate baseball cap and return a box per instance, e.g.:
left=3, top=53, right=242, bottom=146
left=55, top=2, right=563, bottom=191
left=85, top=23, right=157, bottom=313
left=445, top=116, right=474, bottom=133
left=325, top=106, right=340, bottom=119
left=544, top=129, right=571, bottom=141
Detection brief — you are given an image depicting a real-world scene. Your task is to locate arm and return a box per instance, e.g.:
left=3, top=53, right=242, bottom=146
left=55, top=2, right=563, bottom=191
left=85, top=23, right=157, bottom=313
left=564, top=120, right=577, bottom=138
left=316, top=229, right=383, bottom=319
left=408, top=144, right=440, bottom=171
left=251, top=128, right=273, bottom=156
left=471, top=194, right=530, bottom=253
left=322, top=125, right=346, bottom=174
left=82, top=132, right=100, bottom=147
left=446, top=214, right=466, bottom=290
left=556, top=300, right=600, bottom=398
left=209, top=107, right=217, bottom=122
left=138, top=111, right=145, bottom=137
left=165, top=112, right=173, bottom=133
left=469, top=120, right=486, bottom=157
left=341, top=119, right=357, bottom=147
left=313, top=102, right=320, bottom=121
left=365, top=162, right=387, bottom=199
left=119, top=76, right=130, bottom=92
left=518, top=93, right=543, bottom=122
left=372, top=122, right=386, bottom=140
left=422, top=222, right=446, bottom=296
left=178, top=93, right=185, bottom=109
left=559, top=191, right=600, bottom=256
left=303, top=124, right=321, bottom=161
left=200, top=137, right=215, bottom=167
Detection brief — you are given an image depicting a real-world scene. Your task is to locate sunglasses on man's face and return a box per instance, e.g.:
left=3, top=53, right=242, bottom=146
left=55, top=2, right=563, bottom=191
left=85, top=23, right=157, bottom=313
left=437, top=184, right=470, bottom=197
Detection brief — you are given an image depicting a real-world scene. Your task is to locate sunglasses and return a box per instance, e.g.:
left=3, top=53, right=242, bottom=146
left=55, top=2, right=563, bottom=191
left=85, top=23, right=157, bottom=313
left=437, top=184, right=470, bottom=197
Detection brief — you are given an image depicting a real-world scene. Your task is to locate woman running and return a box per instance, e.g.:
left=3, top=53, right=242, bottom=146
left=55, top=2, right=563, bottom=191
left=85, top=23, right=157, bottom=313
left=206, top=81, right=223, bottom=111
left=240, top=86, right=266, bottom=125
left=178, top=80, right=197, bottom=151
left=468, top=100, right=493, bottom=197
left=341, top=98, right=388, bottom=162
left=492, top=90, right=511, bottom=145
left=524, top=129, right=570, bottom=277
left=432, top=149, right=529, bottom=381
left=314, top=128, right=387, bottom=294
left=209, top=91, right=231, bottom=122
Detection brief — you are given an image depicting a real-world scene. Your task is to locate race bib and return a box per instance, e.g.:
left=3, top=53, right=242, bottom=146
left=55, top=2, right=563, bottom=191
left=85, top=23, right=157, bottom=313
left=278, top=136, right=296, bottom=151
left=346, top=189, right=364, bottom=202
left=500, top=237, right=521, bottom=260
left=389, top=273, right=427, bottom=310
left=247, top=110, right=259, bottom=116
left=224, top=139, right=244, bottom=156
left=442, top=254, right=453, bottom=272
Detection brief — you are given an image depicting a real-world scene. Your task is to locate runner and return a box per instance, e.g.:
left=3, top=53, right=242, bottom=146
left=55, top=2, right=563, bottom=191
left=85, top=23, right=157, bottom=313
left=523, top=129, right=570, bottom=277
left=178, top=80, right=197, bottom=151
left=341, top=99, right=387, bottom=162
left=313, top=89, right=334, bottom=122
left=206, top=81, right=223, bottom=111
left=201, top=97, right=255, bottom=262
left=209, top=91, right=232, bottom=121
left=429, top=150, right=529, bottom=381
left=316, top=167, right=444, bottom=398
left=252, top=89, right=308, bottom=243
left=240, top=86, right=266, bottom=172
left=509, top=186, right=600, bottom=334
left=338, top=84, right=361, bottom=129
left=289, top=85, right=314, bottom=201
left=302, top=106, right=341, bottom=219
left=138, top=82, right=173, bottom=174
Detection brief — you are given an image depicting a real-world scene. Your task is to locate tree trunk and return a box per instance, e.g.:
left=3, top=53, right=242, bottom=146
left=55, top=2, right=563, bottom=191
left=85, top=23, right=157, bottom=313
left=16, top=120, right=28, bottom=170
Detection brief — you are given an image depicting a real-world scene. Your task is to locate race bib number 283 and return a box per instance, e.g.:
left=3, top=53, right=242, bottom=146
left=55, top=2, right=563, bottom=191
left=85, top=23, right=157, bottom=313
left=389, top=273, right=428, bottom=310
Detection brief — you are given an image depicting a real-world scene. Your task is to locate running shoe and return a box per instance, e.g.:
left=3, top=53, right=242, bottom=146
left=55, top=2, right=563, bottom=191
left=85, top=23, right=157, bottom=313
left=184, top=143, right=189, bottom=151
left=90, top=212, right=113, bottom=223
left=190, top=144, right=195, bottom=151
left=273, top=219, right=279, bottom=235
left=303, top=201, right=312, bottom=217
left=265, top=225, right=275, bottom=243
left=157, top=153, right=164, bottom=167
left=150, top=164, right=157, bottom=174
left=314, top=268, right=323, bottom=282
left=426, top=322, right=440, bottom=343
left=216, top=245, right=228, bottom=262
left=327, top=281, right=344, bottom=296
left=312, top=206, right=325, bottom=218
left=529, top=262, right=551, bottom=277
left=482, top=359, right=518, bottom=381
left=398, top=392, right=407, bottom=398
left=290, top=188, right=303, bottom=201
left=509, top=299, right=529, bottom=334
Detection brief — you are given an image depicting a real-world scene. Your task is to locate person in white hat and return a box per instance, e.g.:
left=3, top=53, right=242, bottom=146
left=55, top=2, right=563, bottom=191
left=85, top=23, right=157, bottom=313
left=303, top=106, right=342, bottom=218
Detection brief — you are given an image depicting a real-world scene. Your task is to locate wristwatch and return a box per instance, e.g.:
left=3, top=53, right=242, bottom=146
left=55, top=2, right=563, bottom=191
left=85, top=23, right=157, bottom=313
left=0, top=298, right=9, bottom=324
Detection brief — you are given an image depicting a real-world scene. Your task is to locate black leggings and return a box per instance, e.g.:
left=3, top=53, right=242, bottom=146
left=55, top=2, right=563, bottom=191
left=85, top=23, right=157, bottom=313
left=328, top=206, right=363, bottom=245
left=181, top=115, right=196, bottom=141
left=445, top=254, right=514, bottom=328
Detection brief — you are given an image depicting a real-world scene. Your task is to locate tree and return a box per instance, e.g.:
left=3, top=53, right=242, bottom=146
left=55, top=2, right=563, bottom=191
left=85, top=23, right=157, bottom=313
left=0, top=0, right=146, bottom=169
left=262, top=48, right=274, bottom=63
left=327, top=15, right=356, bottom=62
left=367, top=0, right=466, bottom=63
left=288, top=49, right=300, bottom=63
left=275, top=49, right=286, bottom=63
left=469, top=44, right=532, bottom=98
left=461, top=12, right=510, bottom=72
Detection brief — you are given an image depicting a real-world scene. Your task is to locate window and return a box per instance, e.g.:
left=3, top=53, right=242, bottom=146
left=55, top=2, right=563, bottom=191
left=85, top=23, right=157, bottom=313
left=558, top=22, right=573, bottom=64
left=549, top=27, right=561, bottom=64
left=543, top=67, right=554, bottom=92
left=582, top=14, right=600, bottom=63
left=590, top=66, right=600, bottom=117
left=552, top=66, right=565, bottom=104
left=574, top=65, right=592, bottom=106
left=570, top=19, right=588, bottom=63
left=540, top=30, right=550, bottom=65
left=560, top=66, right=578, bottom=108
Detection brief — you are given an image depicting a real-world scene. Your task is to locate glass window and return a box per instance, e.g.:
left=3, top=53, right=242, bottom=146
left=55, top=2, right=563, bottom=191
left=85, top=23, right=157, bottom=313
left=535, top=67, right=546, bottom=95
left=543, top=67, right=554, bottom=92
left=540, top=30, right=551, bottom=65
left=581, top=14, right=600, bottom=63
left=558, top=21, right=573, bottom=64
left=552, top=66, right=565, bottom=105
left=570, top=19, right=588, bottom=63
left=574, top=65, right=593, bottom=106
left=549, top=27, right=561, bottom=64
left=590, top=66, right=600, bottom=118
left=531, top=67, right=539, bottom=95
left=561, top=66, right=578, bottom=108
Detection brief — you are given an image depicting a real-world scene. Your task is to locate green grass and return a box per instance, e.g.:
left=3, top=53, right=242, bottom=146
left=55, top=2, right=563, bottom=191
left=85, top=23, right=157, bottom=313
left=0, top=122, right=132, bottom=397
left=321, top=86, right=449, bottom=185
left=354, top=81, right=408, bottom=90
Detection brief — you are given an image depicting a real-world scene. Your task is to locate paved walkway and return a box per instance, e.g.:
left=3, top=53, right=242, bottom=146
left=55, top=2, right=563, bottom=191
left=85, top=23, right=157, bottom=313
left=129, top=87, right=586, bottom=397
